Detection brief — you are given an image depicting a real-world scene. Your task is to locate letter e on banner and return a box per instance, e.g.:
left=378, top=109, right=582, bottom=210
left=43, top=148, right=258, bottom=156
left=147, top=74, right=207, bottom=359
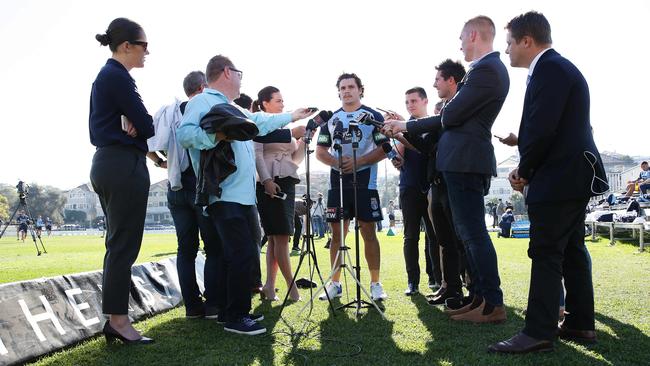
left=64, top=288, right=100, bottom=328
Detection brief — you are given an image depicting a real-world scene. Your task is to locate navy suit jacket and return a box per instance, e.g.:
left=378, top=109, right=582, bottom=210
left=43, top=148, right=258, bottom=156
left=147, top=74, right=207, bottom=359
left=407, top=52, right=509, bottom=176
left=517, top=49, right=607, bottom=204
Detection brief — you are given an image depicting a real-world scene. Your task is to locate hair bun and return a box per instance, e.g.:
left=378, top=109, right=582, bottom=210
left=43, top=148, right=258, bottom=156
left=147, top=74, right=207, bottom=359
left=95, top=33, right=111, bottom=46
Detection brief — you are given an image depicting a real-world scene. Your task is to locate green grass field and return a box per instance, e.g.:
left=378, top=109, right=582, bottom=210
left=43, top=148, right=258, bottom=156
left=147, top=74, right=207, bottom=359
left=1, top=231, right=648, bottom=366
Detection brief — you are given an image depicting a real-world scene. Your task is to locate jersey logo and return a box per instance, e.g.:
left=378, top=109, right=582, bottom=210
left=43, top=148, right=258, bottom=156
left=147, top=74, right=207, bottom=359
left=370, top=197, right=379, bottom=211
left=318, top=134, right=330, bottom=144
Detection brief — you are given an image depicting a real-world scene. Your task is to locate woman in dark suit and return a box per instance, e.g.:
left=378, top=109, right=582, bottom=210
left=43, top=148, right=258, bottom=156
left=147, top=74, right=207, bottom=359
left=89, top=17, right=154, bottom=345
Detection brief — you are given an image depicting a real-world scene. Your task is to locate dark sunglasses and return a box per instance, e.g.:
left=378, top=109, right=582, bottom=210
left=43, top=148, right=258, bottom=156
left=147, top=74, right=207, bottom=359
left=129, top=40, right=148, bottom=52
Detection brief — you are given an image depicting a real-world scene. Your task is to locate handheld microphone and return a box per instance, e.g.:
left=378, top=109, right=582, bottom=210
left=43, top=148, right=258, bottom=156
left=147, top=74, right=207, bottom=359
left=381, top=142, right=399, bottom=162
left=305, top=110, right=333, bottom=132
left=358, top=112, right=385, bottom=129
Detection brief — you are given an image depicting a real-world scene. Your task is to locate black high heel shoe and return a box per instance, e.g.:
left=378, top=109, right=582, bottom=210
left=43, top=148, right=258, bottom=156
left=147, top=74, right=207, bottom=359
left=103, top=321, right=154, bottom=345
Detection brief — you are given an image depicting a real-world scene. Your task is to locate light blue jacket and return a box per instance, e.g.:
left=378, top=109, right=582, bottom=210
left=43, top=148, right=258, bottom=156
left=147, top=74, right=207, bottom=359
left=176, top=88, right=292, bottom=205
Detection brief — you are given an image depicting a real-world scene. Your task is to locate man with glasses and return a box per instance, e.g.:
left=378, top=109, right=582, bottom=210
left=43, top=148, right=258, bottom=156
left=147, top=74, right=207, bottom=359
left=146, top=71, right=221, bottom=320
left=177, top=55, right=314, bottom=336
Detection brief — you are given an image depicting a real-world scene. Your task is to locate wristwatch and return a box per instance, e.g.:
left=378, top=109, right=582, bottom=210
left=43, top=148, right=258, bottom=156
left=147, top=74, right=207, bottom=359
left=154, top=158, right=164, bottom=167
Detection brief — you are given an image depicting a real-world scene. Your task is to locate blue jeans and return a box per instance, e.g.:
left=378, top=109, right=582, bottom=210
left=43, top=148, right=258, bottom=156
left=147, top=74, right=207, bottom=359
left=443, top=172, right=503, bottom=306
left=312, top=215, right=325, bottom=238
left=167, top=188, right=220, bottom=310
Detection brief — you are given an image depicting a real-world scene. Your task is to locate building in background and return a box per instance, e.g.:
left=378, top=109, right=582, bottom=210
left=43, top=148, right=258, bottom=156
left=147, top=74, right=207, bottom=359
left=64, top=180, right=172, bottom=226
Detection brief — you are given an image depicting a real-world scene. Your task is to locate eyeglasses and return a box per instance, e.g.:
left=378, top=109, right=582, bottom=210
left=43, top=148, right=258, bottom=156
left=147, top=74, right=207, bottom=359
left=228, top=67, right=243, bottom=79
left=129, top=40, right=148, bottom=52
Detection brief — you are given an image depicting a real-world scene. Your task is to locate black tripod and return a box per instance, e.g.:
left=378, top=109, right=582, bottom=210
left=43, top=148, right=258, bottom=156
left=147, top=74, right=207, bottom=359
left=306, top=123, right=385, bottom=318
left=0, top=191, right=47, bottom=256
left=280, top=132, right=335, bottom=318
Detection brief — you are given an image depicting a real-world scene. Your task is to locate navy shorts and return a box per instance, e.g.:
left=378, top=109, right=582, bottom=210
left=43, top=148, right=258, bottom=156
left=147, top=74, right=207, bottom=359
left=326, top=189, right=383, bottom=222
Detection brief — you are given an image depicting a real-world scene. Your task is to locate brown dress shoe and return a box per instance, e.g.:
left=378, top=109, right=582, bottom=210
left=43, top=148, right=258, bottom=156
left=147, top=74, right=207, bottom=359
left=488, top=332, right=554, bottom=354
left=558, top=323, right=597, bottom=344
left=445, top=299, right=477, bottom=316
left=451, top=303, right=507, bottom=324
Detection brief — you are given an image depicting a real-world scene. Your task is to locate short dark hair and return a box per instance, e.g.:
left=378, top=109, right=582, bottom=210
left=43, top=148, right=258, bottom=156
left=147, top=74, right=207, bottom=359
left=205, top=55, right=234, bottom=83
left=642, top=161, right=649, bottom=166
left=336, top=72, right=364, bottom=98
left=252, top=86, right=280, bottom=112
left=506, top=11, right=552, bottom=45
left=182, top=71, right=206, bottom=97
left=233, top=93, right=253, bottom=110
left=435, top=59, right=466, bottom=84
left=95, top=18, right=144, bottom=52
left=405, top=87, right=427, bottom=99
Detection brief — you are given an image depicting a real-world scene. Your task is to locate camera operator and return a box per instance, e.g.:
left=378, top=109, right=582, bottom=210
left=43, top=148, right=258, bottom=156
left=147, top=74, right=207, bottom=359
left=316, top=72, right=388, bottom=301
left=17, top=210, right=29, bottom=242
left=311, top=193, right=326, bottom=239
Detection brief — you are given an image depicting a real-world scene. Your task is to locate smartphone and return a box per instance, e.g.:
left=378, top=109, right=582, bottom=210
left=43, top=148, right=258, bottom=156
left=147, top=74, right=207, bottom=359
left=493, top=134, right=504, bottom=140
left=273, top=192, right=287, bottom=200
left=121, top=115, right=129, bottom=132
left=306, top=107, right=319, bottom=113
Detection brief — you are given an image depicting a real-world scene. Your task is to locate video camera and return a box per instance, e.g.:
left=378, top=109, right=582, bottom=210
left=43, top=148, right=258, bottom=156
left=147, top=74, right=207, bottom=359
left=16, top=181, right=29, bottom=200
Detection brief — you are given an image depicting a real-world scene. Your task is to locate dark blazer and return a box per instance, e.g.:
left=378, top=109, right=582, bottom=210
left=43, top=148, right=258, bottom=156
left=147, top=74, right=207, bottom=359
left=517, top=49, right=607, bottom=204
left=407, top=52, right=509, bottom=176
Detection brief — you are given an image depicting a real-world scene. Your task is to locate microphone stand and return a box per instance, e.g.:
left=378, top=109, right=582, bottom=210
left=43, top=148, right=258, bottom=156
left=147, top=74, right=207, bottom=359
left=336, top=121, right=385, bottom=318
left=279, top=130, right=335, bottom=318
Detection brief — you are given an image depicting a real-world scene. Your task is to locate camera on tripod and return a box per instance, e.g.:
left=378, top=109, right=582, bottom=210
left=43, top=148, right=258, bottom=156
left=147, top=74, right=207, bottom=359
left=16, top=181, right=29, bottom=201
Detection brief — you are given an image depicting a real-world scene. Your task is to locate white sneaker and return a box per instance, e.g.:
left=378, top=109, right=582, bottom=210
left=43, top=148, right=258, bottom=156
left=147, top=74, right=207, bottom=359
left=319, top=282, right=342, bottom=300
left=370, top=282, right=387, bottom=301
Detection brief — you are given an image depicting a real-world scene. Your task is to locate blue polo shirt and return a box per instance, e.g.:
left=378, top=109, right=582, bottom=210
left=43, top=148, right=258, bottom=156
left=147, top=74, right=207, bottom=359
left=89, top=59, right=154, bottom=152
left=176, top=88, right=292, bottom=206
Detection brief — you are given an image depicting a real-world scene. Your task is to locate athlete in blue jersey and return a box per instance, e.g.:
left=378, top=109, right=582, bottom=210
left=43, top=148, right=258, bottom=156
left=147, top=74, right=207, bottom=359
left=316, top=73, right=389, bottom=301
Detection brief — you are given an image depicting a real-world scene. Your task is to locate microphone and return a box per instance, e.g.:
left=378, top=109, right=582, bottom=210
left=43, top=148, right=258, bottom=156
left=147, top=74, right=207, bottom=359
left=381, top=142, right=399, bottom=162
left=305, top=110, right=333, bottom=132
left=332, top=120, right=344, bottom=149
left=357, top=112, right=385, bottom=129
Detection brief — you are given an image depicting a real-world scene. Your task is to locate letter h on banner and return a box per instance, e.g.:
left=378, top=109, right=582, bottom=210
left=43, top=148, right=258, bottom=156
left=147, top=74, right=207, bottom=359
left=18, top=296, right=66, bottom=342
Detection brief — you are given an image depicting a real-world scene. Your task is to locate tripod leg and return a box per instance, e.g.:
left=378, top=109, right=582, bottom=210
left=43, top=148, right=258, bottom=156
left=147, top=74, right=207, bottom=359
left=22, top=204, right=43, bottom=256
left=0, top=205, right=21, bottom=239
left=337, top=250, right=386, bottom=319
left=297, top=247, right=345, bottom=317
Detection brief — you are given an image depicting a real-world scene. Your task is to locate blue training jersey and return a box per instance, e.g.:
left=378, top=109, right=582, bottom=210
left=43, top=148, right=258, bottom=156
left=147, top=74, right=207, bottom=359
left=316, top=105, right=387, bottom=190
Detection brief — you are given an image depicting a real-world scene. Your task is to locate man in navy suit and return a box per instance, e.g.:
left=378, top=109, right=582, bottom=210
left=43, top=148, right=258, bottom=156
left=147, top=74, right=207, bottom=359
left=489, top=11, right=608, bottom=354
left=384, top=16, right=509, bottom=323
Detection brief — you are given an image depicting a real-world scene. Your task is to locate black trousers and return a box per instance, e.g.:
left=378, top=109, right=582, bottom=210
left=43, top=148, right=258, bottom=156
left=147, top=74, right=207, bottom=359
left=400, top=187, right=439, bottom=287
left=523, top=197, right=594, bottom=340
left=292, top=214, right=302, bottom=249
left=90, top=145, right=150, bottom=315
left=429, top=180, right=466, bottom=293
left=206, top=202, right=261, bottom=322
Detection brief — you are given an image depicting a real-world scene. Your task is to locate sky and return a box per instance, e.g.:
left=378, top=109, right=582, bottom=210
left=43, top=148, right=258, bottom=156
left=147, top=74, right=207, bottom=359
left=1, top=0, right=648, bottom=190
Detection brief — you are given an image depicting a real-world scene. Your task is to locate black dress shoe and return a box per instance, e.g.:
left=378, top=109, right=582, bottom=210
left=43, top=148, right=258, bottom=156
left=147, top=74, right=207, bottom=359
left=488, top=332, right=553, bottom=354
left=445, top=295, right=472, bottom=310
left=428, top=290, right=462, bottom=306
left=103, top=321, right=154, bottom=345
left=404, top=283, right=419, bottom=296
left=558, top=323, right=597, bottom=344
